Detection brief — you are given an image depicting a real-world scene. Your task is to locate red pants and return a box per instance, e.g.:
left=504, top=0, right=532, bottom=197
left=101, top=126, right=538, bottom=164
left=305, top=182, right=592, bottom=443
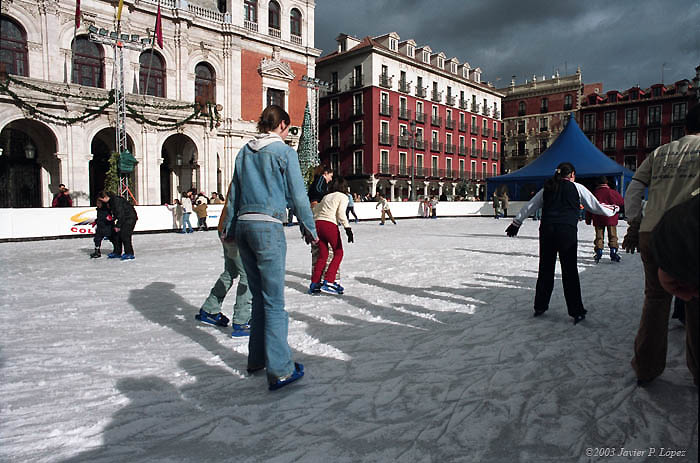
left=312, top=220, right=343, bottom=284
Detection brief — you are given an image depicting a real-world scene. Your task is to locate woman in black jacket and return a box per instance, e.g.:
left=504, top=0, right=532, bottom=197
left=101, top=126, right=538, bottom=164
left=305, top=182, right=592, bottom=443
left=505, top=162, right=619, bottom=324
left=90, top=198, right=115, bottom=258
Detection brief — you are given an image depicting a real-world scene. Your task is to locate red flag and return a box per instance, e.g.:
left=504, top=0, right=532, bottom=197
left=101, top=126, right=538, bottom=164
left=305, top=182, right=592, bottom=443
left=75, top=0, right=81, bottom=28
left=154, top=2, right=163, bottom=48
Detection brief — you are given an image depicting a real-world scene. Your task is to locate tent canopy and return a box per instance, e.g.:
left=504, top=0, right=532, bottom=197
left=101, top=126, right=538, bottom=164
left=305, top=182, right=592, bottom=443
left=487, top=114, right=634, bottom=199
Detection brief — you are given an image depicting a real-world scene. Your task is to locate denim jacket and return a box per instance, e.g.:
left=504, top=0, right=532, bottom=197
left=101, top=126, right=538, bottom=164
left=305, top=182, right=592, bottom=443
left=223, top=134, right=317, bottom=240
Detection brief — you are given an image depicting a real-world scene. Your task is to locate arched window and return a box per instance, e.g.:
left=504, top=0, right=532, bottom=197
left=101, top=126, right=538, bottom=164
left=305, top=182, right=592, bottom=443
left=268, top=1, right=281, bottom=31
left=290, top=8, right=302, bottom=37
left=194, top=62, right=216, bottom=106
left=139, top=51, right=166, bottom=98
left=72, top=36, right=104, bottom=88
left=0, top=16, right=28, bottom=76
left=244, top=0, right=257, bottom=23
left=518, top=101, right=525, bottom=115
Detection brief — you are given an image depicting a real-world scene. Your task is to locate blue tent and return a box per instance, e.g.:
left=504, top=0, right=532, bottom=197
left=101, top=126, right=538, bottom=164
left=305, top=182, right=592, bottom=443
left=487, top=114, right=634, bottom=200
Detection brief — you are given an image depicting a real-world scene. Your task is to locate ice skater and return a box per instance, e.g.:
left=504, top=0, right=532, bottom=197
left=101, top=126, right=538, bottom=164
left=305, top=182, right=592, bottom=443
left=89, top=198, right=115, bottom=258
left=376, top=193, right=397, bottom=225
left=309, top=177, right=354, bottom=295
left=221, top=105, right=317, bottom=391
left=505, top=162, right=619, bottom=324
left=181, top=191, right=194, bottom=233
left=346, top=190, right=359, bottom=223
left=584, top=176, right=624, bottom=263
left=193, top=199, right=208, bottom=231
left=96, top=191, right=139, bottom=260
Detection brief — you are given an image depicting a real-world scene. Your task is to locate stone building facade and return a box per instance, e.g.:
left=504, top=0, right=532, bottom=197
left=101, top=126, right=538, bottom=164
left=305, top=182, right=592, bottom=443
left=0, top=0, right=320, bottom=207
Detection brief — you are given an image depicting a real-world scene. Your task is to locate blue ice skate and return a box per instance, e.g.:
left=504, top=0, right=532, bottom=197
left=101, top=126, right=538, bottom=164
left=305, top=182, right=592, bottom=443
left=268, top=363, right=304, bottom=391
left=195, top=309, right=230, bottom=327
left=231, top=322, right=251, bottom=337
left=321, top=280, right=344, bottom=295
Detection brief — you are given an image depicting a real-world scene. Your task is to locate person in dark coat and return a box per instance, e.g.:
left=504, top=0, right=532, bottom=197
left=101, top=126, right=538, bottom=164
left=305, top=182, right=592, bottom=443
left=97, top=191, right=138, bottom=260
left=585, top=176, right=625, bottom=263
left=52, top=184, right=73, bottom=207
left=90, top=198, right=115, bottom=258
left=308, top=165, right=333, bottom=208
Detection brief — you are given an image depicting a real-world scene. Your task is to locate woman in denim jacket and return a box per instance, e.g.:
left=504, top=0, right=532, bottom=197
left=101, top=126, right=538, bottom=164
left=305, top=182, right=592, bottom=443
left=222, top=105, right=318, bottom=391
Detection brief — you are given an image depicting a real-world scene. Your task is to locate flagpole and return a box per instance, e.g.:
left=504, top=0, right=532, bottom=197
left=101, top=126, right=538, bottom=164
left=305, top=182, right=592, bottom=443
left=143, top=0, right=161, bottom=96
left=71, top=0, right=80, bottom=84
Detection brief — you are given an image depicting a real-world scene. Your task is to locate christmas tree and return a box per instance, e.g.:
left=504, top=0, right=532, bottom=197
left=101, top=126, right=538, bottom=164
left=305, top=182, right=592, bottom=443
left=297, top=102, right=319, bottom=186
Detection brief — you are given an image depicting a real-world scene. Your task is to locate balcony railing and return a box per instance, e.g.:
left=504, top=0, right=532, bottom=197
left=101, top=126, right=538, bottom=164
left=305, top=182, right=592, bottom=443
left=398, top=107, right=411, bottom=120
left=493, top=130, right=501, bottom=139
left=398, top=135, right=411, bottom=148
left=459, top=99, right=469, bottom=110
left=378, top=133, right=394, bottom=146
left=482, top=127, right=490, bottom=137
left=459, top=121, right=467, bottom=132
left=445, top=118, right=455, bottom=130
left=482, top=150, right=490, bottom=159
left=471, top=148, right=480, bottom=158
left=492, top=151, right=500, bottom=160
left=415, top=112, right=426, bottom=123
left=376, top=163, right=393, bottom=175
left=446, top=95, right=456, bottom=106
left=471, top=102, right=480, bottom=113
left=470, top=125, right=478, bottom=135
left=415, top=166, right=426, bottom=177
left=379, top=74, right=393, bottom=89
left=416, top=86, right=427, bottom=98
left=244, top=20, right=258, bottom=32
left=458, top=145, right=467, bottom=156
left=414, top=138, right=425, bottom=150
left=431, top=90, right=442, bottom=103
left=291, top=34, right=302, bottom=45
left=444, top=169, right=455, bottom=179
left=430, top=141, right=442, bottom=152
left=482, top=107, right=490, bottom=116
left=445, top=143, right=456, bottom=154
left=350, top=75, right=364, bottom=89
left=347, top=134, right=364, bottom=147
left=398, top=80, right=411, bottom=94
left=379, top=103, right=393, bottom=117
left=431, top=115, right=442, bottom=127
left=494, top=110, right=501, bottom=119
left=269, top=27, right=281, bottom=38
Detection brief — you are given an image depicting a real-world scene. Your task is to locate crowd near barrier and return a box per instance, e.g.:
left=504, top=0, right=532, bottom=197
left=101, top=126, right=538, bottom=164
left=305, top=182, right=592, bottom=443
left=0, top=201, right=528, bottom=241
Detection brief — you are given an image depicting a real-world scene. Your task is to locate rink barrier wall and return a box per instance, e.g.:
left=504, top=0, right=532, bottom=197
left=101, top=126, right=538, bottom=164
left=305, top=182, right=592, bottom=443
left=0, top=201, right=529, bottom=241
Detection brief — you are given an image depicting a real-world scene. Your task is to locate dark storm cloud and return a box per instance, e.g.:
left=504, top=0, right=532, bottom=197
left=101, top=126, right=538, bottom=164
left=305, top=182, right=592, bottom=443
left=315, top=0, right=700, bottom=91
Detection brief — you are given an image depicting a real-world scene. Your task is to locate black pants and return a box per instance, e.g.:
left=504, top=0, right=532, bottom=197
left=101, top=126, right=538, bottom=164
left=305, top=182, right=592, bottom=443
left=93, top=232, right=113, bottom=248
left=346, top=206, right=358, bottom=221
left=534, top=223, right=585, bottom=317
left=113, top=220, right=136, bottom=255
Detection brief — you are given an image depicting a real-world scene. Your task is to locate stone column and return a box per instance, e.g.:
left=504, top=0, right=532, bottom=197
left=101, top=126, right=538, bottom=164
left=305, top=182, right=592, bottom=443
left=389, top=180, right=396, bottom=201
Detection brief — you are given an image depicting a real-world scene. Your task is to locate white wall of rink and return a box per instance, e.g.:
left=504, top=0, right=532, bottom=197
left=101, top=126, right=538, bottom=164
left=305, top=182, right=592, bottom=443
left=0, top=201, right=528, bottom=241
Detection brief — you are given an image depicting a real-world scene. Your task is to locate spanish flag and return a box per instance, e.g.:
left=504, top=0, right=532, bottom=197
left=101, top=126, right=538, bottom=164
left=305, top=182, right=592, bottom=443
left=75, top=0, right=81, bottom=28
left=116, top=0, right=124, bottom=22
left=154, top=1, right=163, bottom=48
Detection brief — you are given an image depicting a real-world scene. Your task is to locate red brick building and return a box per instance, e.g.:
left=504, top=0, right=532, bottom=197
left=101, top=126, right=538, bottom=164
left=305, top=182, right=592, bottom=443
left=315, top=32, right=504, bottom=200
left=580, top=67, right=700, bottom=172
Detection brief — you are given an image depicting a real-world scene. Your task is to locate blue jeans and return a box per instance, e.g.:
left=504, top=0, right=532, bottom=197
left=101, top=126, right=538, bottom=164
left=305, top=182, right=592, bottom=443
left=182, top=212, right=193, bottom=233
left=200, top=242, right=252, bottom=324
left=235, top=220, right=293, bottom=378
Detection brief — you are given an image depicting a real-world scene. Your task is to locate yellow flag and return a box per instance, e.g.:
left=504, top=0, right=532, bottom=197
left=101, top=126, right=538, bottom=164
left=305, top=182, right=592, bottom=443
left=116, top=0, right=124, bottom=21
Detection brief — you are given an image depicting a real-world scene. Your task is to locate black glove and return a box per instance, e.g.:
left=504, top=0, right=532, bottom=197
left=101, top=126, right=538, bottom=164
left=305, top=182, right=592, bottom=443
left=622, top=220, right=640, bottom=254
left=505, top=223, right=520, bottom=237
left=345, top=228, right=354, bottom=243
left=301, top=227, right=316, bottom=245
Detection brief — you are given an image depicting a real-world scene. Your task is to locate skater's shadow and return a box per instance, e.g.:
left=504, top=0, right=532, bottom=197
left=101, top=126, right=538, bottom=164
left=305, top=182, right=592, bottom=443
left=455, top=247, right=539, bottom=259
left=127, top=282, right=244, bottom=372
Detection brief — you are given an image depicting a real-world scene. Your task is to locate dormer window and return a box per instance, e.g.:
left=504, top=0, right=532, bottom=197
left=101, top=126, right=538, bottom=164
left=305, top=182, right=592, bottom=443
left=423, top=51, right=429, bottom=63
left=451, top=63, right=457, bottom=73
left=437, top=57, right=444, bottom=69
left=407, top=46, right=414, bottom=58
left=389, top=38, right=397, bottom=51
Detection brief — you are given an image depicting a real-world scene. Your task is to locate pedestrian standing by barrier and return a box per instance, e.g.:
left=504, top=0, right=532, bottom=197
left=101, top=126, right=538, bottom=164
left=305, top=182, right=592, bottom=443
left=193, top=199, right=208, bottom=231
left=622, top=103, right=700, bottom=386
left=52, top=184, right=73, bottom=207
left=505, top=162, right=619, bottom=324
left=221, top=105, right=317, bottom=391
left=181, top=191, right=194, bottom=234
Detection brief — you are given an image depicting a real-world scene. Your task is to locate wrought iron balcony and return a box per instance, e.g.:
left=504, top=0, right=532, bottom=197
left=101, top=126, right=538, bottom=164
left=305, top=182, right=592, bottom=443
left=430, top=141, right=442, bottom=152
left=494, top=110, right=501, bottom=119
left=376, top=163, right=393, bottom=175
left=470, top=125, right=478, bottom=135
left=444, top=169, right=455, bottom=179
left=398, top=107, right=411, bottom=120
left=482, top=127, right=490, bottom=137
left=482, top=150, right=490, bottom=159
left=445, top=118, right=455, bottom=130
left=379, top=74, right=393, bottom=89
left=398, top=135, right=411, bottom=148
left=446, top=95, right=456, bottom=106
left=482, top=107, right=490, bottom=116
left=445, top=143, right=456, bottom=154
left=431, top=90, right=443, bottom=103
left=471, top=102, right=480, bottom=113
left=471, top=148, right=480, bottom=158
left=415, top=112, right=426, bottom=123
left=378, top=133, right=394, bottom=146
left=458, top=145, right=467, bottom=156
left=350, top=74, right=364, bottom=89
left=398, top=79, right=411, bottom=94
left=414, top=138, right=425, bottom=150
left=492, top=151, right=500, bottom=160
left=379, top=103, right=393, bottom=117
left=493, top=130, right=501, bottom=139
left=459, top=121, right=467, bottom=132
left=415, top=86, right=427, bottom=98
left=431, top=115, right=442, bottom=127
left=459, top=99, right=469, bottom=110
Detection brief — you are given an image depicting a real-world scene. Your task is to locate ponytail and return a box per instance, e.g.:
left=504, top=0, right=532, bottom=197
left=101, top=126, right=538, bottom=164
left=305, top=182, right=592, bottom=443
left=544, top=162, right=575, bottom=194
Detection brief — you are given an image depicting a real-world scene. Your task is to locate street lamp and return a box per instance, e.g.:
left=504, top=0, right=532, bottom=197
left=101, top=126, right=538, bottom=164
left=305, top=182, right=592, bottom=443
left=408, top=119, right=416, bottom=201
left=24, top=141, right=36, bottom=160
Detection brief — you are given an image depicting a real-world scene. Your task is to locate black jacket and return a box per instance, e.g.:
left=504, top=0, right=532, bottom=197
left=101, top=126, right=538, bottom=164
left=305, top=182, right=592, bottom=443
left=95, top=204, right=114, bottom=237
left=541, top=180, right=580, bottom=227
left=308, top=174, right=329, bottom=204
left=108, top=195, right=138, bottom=226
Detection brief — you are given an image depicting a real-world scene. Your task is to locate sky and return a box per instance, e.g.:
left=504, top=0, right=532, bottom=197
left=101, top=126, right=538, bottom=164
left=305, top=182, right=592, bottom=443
left=314, top=0, right=700, bottom=92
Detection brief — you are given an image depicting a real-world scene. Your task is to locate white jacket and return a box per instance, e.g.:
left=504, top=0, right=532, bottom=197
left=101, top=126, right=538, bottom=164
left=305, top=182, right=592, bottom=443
left=313, top=191, right=350, bottom=228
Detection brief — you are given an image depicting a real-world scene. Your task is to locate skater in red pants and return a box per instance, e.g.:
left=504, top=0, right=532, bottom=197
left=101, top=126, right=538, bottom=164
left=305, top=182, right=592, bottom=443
left=309, top=177, right=354, bottom=295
